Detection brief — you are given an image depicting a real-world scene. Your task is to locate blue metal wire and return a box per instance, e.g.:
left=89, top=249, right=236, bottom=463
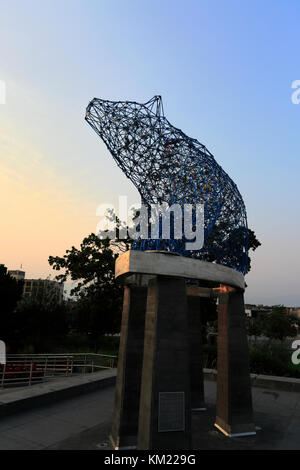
left=85, top=95, right=248, bottom=274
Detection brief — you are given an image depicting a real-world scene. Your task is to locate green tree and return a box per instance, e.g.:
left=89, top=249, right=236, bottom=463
left=246, top=317, right=264, bottom=343
left=48, top=235, right=123, bottom=349
left=0, top=265, right=23, bottom=348
left=271, top=305, right=286, bottom=315
left=262, top=305, right=298, bottom=343
left=205, top=226, right=261, bottom=274
left=11, top=282, right=68, bottom=353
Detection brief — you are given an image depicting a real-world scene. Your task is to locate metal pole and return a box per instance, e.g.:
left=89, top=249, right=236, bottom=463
left=44, top=357, right=48, bottom=379
left=1, top=364, right=6, bottom=388
left=29, top=362, right=33, bottom=386
left=84, top=354, right=87, bottom=375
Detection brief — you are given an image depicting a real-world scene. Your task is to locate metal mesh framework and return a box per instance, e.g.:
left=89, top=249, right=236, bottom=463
left=85, top=95, right=248, bottom=274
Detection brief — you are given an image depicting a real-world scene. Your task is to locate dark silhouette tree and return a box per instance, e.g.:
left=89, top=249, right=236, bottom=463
left=9, top=281, right=68, bottom=353
left=262, top=305, right=298, bottom=343
left=49, top=235, right=123, bottom=349
left=0, top=265, right=24, bottom=348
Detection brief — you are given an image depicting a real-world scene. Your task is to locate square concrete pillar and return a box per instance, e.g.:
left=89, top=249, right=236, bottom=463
left=187, top=295, right=205, bottom=411
left=137, top=276, right=192, bottom=450
left=215, top=288, right=256, bottom=437
left=110, top=285, right=147, bottom=449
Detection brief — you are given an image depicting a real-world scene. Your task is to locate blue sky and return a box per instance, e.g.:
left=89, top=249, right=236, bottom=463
left=0, top=0, right=299, bottom=305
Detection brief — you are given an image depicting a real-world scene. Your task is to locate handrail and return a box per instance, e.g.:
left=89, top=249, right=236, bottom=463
left=0, top=353, right=118, bottom=389
left=7, top=353, right=117, bottom=358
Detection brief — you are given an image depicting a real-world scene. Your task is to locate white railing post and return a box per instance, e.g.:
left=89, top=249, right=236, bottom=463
left=28, top=362, right=33, bottom=386
left=66, top=357, right=69, bottom=376
left=84, top=354, right=87, bottom=375
left=44, top=357, right=48, bottom=379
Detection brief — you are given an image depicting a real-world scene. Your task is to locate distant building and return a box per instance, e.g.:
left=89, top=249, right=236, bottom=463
left=245, top=304, right=271, bottom=319
left=287, top=307, right=300, bottom=319
left=23, top=279, right=64, bottom=303
left=8, top=270, right=25, bottom=281
left=7, top=269, right=64, bottom=303
left=0, top=264, right=7, bottom=274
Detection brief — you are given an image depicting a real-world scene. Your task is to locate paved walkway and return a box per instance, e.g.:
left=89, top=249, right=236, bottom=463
left=194, top=381, right=300, bottom=450
left=0, top=380, right=300, bottom=449
left=0, top=385, right=114, bottom=449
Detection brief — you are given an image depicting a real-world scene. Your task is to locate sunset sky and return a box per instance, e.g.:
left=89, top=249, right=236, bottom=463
left=1, top=0, right=300, bottom=305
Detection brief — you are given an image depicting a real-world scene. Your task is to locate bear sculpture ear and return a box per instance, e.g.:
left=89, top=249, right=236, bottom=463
left=144, top=95, right=164, bottom=117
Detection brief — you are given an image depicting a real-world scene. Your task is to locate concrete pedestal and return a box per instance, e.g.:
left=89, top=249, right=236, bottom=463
left=215, top=289, right=256, bottom=437
left=137, top=276, right=192, bottom=450
left=115, top=251, right=254, bottom=444
left=187, top=296, right=205, bottom=411
left=110, top=285, right=147, bottom=449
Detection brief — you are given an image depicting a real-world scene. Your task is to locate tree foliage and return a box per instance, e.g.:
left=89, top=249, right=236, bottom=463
left=262, top=305, right=298, bottom=342
left=49, top=235, right=119, bottom=295
left=11, top=286, right=68, bottom=353
left=0, top=267, right=67, bottom=353
left=0, top=265, right=24, bottom=346
left=246, top=317, right=264, bottom=341
left=205, top=225, right=261, bottom=273
left=49, top=234, right=123, bottom=346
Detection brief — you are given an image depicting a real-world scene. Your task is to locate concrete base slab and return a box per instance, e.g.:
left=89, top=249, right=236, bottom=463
left=116, top=445, right=137, bottom=450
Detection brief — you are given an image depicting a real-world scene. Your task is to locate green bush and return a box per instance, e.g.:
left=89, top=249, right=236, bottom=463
left=249, top=345, right=300, bottom=378
left=202, top=343, right=300, bottom=378
left=96, top=335, right=120, bottom=355
left=202, top=344, right=217, bottom=369
left=47, top=333, right=120, bottom=355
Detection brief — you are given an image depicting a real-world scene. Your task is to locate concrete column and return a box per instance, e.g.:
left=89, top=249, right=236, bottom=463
left=110, top=285, right=147, bottom=449
left=137, top=276, right=191, bottom=450
left=187, top=295, right=205, bottom=411
left=215, top=288, right=256, bottom=437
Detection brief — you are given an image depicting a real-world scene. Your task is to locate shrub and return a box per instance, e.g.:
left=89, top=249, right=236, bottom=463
left=201, top=343, right=300, bottom=378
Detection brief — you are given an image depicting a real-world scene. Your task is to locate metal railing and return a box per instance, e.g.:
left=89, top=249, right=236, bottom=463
left=0, top=353, right=117, bottom=389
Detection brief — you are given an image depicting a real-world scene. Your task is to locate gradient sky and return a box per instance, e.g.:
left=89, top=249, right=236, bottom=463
left=0, top=0, right=299, bottom=305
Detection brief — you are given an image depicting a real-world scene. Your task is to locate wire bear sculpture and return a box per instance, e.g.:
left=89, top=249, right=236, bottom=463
left=85, top=95, right=248, bottom=274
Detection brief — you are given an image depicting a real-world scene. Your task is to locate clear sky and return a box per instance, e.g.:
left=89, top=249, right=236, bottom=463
left=0, top=0, right=299, bottom=305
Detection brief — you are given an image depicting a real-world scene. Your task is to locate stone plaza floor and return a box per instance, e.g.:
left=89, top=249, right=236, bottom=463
left=0, top=380, right=299, bottom=450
